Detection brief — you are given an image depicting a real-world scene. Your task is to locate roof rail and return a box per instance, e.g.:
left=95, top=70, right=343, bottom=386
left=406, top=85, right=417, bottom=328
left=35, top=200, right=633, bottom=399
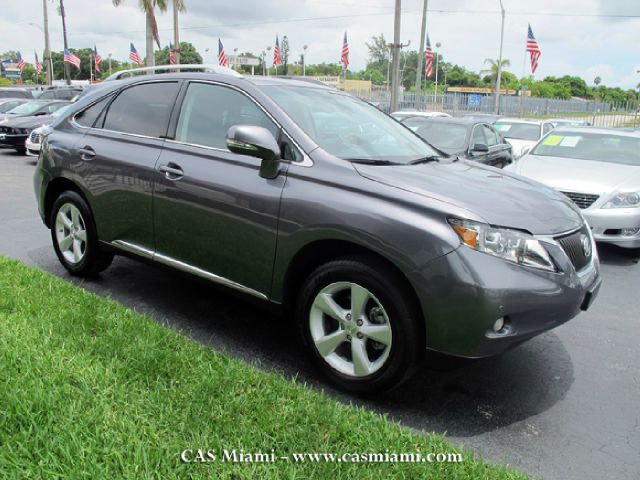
left=104, top=64, right=243, bottom=81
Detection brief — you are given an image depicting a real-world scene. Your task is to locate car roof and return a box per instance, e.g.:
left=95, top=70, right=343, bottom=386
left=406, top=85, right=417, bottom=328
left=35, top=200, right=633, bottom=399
left=550, top=126, right=640, bottom=137
left=402, top=116, right=482, bottom=126
left=496, top=117, right=545, bottom=125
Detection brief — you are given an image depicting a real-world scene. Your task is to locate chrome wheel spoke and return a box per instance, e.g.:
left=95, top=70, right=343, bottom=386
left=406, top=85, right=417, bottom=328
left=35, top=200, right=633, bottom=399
left=350, top=284, right=369, bottom=320
left=58, top=235, right=73, bottom=252
left=76, top=229, right=87, bottom=242
left=360, top=323, right=392, bottom=345
left=314, top=292, right=346, bottom=321
left=351, top=338, right=372, bottom=376
left=70, top=207, right=80, bottom=227
left=58, top=211, right=73, bottom=230
left=315, top=330, right=347, bottom=357
left=73, top=239, right=83, bottom=263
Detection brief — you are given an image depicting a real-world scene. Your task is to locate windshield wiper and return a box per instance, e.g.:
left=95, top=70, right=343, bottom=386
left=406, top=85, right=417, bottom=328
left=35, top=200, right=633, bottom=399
left=346, top=159, right=401, bottom=166
left=408, top=155, right=442, bottom=165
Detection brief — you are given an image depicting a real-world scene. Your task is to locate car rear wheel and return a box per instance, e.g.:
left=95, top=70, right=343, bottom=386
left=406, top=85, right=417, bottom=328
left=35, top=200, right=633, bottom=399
left=50, top=191, right=113, bottom=276
left=296, top=257, right=424, bottom=393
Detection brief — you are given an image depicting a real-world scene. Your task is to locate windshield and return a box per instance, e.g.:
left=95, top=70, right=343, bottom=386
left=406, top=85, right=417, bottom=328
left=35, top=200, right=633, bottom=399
left=7, top=102, right=43, bottom=115
left=261, top=86, right=438, bottom=163
left=0, top=101, right=23, bottom=113
left=403, top=119, right=467, bottom=150
left=531, top=131, right=640, bottom=166
left=494, top=122, right=540, bottom=141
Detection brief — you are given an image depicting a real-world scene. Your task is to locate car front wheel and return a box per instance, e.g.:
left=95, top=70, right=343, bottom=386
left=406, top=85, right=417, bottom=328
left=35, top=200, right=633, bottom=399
left=50, top=191, right=113, bottom=276
left=297, top=257, right=425, bottom=394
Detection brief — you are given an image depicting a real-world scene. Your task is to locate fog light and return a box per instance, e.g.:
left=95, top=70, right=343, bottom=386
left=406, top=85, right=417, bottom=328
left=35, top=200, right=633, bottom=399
left=492, top=317, right=505, bottom=333
left=621, top=228, right=640, bottom=237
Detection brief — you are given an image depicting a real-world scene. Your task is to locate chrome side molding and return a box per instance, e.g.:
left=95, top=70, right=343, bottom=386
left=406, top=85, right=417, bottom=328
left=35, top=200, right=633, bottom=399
left=109, top=240, right=267, bottom=300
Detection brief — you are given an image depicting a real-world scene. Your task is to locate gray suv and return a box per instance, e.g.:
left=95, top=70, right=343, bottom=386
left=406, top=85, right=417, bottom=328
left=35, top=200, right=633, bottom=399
left=34, top=69, right=601, bottom=392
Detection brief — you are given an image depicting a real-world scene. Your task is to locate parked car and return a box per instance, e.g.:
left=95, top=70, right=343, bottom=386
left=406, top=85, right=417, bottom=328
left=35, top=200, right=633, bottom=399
left=35, top=68, right=601, bottom=393
left=505, top=127, right=640, bottom=250
left=494, top=118, right=556, bottom=158
left=391, top=110, right=451, bottom=120
left=0, top=87, right=33, bottom=99
left=462, top=113, right=501, bottom=124
left=0, top=100, right=69, bottom=122
left=37, top=86, right=85, bottom=101
left=0, top=98, right=30, bottom=113
left=548, top=118, right=591, bottom=127
left=399, top=117, right=513, bottom=168
left=11, top=106, right=72, bottom=155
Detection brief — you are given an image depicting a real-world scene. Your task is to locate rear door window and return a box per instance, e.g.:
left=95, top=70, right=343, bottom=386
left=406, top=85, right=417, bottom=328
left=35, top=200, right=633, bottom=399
left=74, top=95, right=113, bottom=128
left=103, top=82, right=180, bottom=138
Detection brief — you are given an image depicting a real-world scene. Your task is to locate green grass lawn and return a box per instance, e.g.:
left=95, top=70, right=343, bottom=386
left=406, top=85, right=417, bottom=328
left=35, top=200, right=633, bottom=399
left=0, top=257, right=525, bottom=479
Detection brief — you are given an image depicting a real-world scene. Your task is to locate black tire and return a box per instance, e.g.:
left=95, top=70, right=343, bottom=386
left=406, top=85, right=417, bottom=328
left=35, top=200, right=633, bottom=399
left=296, top=256, right=425, bottom=394
left=50, top=191, right=113, bottom=276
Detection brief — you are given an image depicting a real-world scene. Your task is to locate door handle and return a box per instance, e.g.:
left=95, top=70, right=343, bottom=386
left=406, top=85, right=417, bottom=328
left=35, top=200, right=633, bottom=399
left=78, top=146, right=96, bottom=160
left=158, top=163, right=184, bottom=179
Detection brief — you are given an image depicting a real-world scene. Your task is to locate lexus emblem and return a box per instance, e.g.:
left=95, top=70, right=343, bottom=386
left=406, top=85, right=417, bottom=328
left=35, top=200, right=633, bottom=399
left=581, top=235, right=592, bottom=258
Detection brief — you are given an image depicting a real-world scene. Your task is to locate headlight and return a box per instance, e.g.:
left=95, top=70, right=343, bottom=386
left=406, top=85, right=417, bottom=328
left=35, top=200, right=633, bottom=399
left=602, top=192, right=640, bottom=209
left=449, top=218, right=557, bottom=272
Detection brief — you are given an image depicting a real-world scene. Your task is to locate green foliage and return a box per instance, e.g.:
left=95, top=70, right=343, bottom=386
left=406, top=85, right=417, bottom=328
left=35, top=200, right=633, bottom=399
left=0, top=257, right=525, bottom=480
left=0, top=77, right=11, bottom=87
left=154, top=41, right=202, bottom=65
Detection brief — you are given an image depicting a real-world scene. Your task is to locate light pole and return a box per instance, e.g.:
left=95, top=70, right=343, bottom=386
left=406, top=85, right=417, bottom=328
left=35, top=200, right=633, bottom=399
left=108, top=53, right=112, bottom=76
left=262, top=51, right=267, bottom=75
left=390, top=0, right=402, bottom=112
left=415, top=0, right=429, bottom=95
left=59, top=0, right=71, bottom=85
left=302, top=45, right=308, bottom=76
left=494, top=0, right=506, bottom=114
left=40, top=0, right=53, bottom=85
left=434, top=42, right=441, bottom=105
left=266, top=46, right=272, bottom=76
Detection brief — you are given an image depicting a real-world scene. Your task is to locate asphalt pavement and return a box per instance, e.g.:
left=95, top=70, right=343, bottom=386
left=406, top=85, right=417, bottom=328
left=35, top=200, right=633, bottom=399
left=1, top=149, right=638, bottom=479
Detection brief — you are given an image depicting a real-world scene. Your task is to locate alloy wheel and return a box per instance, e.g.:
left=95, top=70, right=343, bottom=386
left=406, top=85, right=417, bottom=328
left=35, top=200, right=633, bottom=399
left=55, top=203, right=87, bottom=265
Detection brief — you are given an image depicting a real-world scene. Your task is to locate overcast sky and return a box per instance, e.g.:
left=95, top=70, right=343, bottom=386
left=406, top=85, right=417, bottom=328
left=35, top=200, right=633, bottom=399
left=1, top=0, right=639, bottom=88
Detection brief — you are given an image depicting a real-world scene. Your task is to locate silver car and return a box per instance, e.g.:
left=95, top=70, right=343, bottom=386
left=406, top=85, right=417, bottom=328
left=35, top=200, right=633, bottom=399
left=506, top=127, right=640, bottom=249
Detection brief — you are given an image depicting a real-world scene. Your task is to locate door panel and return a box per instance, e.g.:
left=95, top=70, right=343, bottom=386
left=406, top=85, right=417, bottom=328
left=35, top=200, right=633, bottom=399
left=153, top=143, right=286, bottom=296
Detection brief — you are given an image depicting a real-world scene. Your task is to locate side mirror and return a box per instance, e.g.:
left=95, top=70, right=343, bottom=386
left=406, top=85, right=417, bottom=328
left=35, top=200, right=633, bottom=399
left=471, top=143, right=489, bottom=153
left=226, top=125, right=281, bottom=179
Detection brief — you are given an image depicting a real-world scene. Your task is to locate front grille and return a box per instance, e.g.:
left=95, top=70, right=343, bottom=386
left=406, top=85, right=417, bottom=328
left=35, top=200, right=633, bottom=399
left=0, top=126, right=10, bottom=134
left=560, top=191, right=599, bottom=209
left=556, top=224, right=592, bottom=271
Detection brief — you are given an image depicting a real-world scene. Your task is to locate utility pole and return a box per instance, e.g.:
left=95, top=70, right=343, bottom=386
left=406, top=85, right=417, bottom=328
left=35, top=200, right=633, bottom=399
left=415, top=0, right=429, bottom=96
left=43, top=0, right=53, bottom=85
left=494, top=0, right=506, bottom=114
left=390, top=0, right=402, bottom=113
left=173, top=0, right=180, bottom=65
left=59, top=0, right=71, bottom=85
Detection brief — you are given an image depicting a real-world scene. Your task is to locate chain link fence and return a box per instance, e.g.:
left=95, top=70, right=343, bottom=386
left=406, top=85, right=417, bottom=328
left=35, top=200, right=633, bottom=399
left=353, top=89, right=640, bottom=129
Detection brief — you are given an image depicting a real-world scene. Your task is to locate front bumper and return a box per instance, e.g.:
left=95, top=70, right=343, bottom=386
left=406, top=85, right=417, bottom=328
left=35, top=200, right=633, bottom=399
left=583, top=207, right=640, bottom=249
left=410, top=228, right=600, bottom=358
left=0, top=133, right=28, bottom=149
left=25, top=137, right=41, bottom=156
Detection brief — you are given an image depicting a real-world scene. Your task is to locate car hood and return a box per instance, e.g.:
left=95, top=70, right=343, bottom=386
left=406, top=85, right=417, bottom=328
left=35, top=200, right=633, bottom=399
left=3, top=115, right=53, bottom=129
left=510, top=154, right=640, bottom=195
left=354, top=160, right=583, bottom=235
left=505, top=138, right=537, bottom=155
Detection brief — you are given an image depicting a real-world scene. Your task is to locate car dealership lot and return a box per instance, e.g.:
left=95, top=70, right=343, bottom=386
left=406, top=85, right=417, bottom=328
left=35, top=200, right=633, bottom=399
left=1, top=149, right=638, bottom=479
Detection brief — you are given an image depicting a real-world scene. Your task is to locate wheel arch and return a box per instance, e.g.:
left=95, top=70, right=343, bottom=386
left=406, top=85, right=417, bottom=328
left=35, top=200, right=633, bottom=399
left=43, top=177, right=90, bottom=228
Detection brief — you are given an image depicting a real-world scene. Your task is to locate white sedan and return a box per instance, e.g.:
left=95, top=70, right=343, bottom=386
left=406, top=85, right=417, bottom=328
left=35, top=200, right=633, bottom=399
left=505, top=127, right=640, bottom=249
left=494, top=118, right=556, bottom=159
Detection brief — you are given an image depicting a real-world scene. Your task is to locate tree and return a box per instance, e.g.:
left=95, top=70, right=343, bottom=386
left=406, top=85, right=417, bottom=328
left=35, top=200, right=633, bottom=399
left=481, top=58, right=512, bottom=88
left=155, top=42, right=201, bottom=65
left=281, top=36, right=290, bottom=75
left=593, top=76, right=602, bottom=86
left=172, top=0, right=186, bottom=64
left=112, top=0, right=169, bottom=67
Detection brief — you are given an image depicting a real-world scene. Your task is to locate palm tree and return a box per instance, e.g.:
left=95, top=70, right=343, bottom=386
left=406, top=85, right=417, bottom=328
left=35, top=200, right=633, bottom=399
left=112, top=0, right=169, bottom=67
left=172, top=0, right=186, bottom=65
left=481, top=58, right=511, bottom=88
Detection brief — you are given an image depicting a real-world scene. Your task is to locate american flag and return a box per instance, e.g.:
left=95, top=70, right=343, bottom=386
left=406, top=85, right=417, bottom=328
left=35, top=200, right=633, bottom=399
left=94, top=46, right=102, bottom=73
left=169, top=43, right=176, bottom=64
left=218, top=39, right=228, bottom=67
left=341, top=31, right=350, bottom=71
left=526, top=24, right=541, bottom=74
left=424, top=35, right=435, bottom=78
left=35, top=51, right=43, bottom=74
left=16, top=52, right=25, bottom=72
left=129, top=43, right=144, bottom=66
left=273, top=35, right=282, bottom=67
left=64, top=49, right=81, bottom=69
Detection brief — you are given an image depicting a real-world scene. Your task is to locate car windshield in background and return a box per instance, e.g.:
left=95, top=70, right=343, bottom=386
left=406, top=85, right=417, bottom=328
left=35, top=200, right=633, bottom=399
left=494, top=122, right=539, bottom=141
left=6, top=102, right=42, bottom=115
left=261, top=86, right=438, bottom=164
left=531, top=132, right=640, bottom=166
left=403, top=119, right=467, bottom=150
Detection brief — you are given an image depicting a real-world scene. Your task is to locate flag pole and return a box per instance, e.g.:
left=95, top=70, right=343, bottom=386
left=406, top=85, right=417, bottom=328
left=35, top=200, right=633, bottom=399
left=520, top=25, right=529, bottom=118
